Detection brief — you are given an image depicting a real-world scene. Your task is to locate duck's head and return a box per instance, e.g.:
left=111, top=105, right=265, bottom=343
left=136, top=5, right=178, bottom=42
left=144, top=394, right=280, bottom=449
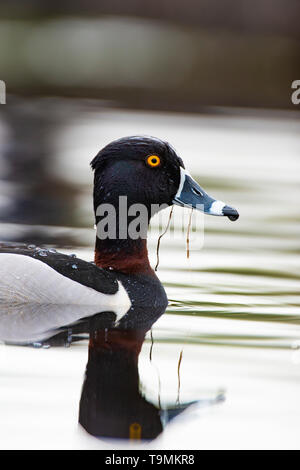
left=91, top=135, right=239, bottom=221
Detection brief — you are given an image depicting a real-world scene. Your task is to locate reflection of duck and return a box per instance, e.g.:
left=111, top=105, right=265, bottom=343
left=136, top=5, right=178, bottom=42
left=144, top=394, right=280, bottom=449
left=79, top=326, right=164, bottom=440
left=0, top=297, right=199, bottom=442
left=0, top=136, right=239, bottom=318
left=0, top=295, right=165, bottom=345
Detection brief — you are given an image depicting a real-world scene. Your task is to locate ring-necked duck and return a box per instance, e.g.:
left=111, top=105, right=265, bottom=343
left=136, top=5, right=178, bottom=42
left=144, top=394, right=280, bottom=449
left=0, top=136, right=239, bottom=323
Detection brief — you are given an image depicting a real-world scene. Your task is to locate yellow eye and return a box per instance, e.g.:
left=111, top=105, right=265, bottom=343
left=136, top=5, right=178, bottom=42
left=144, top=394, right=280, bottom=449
left=146, top=155, right=161, bottom=168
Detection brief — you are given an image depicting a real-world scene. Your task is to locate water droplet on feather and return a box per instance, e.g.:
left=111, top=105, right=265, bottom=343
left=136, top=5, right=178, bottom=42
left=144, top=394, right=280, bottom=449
left=38, top=250, right=48, bottom=257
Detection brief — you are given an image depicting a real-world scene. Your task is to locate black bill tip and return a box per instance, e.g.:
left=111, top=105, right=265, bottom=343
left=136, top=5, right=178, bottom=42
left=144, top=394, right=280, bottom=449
left=222, top=205, right=239, bottom=221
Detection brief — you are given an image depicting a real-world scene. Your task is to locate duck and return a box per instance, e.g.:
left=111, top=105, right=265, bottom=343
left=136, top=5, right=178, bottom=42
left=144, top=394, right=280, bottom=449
left=0, top=136, right=239, bottom=325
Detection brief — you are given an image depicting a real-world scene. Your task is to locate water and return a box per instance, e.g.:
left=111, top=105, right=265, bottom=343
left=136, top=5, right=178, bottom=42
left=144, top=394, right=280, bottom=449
left=0, top=105, right=299, bottom=449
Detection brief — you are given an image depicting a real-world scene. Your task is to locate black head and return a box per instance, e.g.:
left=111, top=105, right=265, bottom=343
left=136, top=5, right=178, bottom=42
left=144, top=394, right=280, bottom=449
left=91, top=135, right=184, bottom=211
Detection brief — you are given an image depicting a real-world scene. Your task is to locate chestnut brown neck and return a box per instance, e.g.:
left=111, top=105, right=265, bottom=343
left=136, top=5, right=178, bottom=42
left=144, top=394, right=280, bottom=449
left=94, top=237, right=154, bottom=275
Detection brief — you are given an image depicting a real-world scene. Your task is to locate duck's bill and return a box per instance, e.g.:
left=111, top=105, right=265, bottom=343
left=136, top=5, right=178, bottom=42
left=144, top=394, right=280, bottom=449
left=173, top=168, right=239, bottom=221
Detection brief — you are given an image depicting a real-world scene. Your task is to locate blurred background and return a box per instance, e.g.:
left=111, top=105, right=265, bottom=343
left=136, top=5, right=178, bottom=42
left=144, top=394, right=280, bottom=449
left=0, top=0, right=300, bottom=110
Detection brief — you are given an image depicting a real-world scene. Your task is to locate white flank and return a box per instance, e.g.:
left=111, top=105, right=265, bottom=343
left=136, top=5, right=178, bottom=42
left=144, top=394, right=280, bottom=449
left=0, top=254, right=131, bottom=322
